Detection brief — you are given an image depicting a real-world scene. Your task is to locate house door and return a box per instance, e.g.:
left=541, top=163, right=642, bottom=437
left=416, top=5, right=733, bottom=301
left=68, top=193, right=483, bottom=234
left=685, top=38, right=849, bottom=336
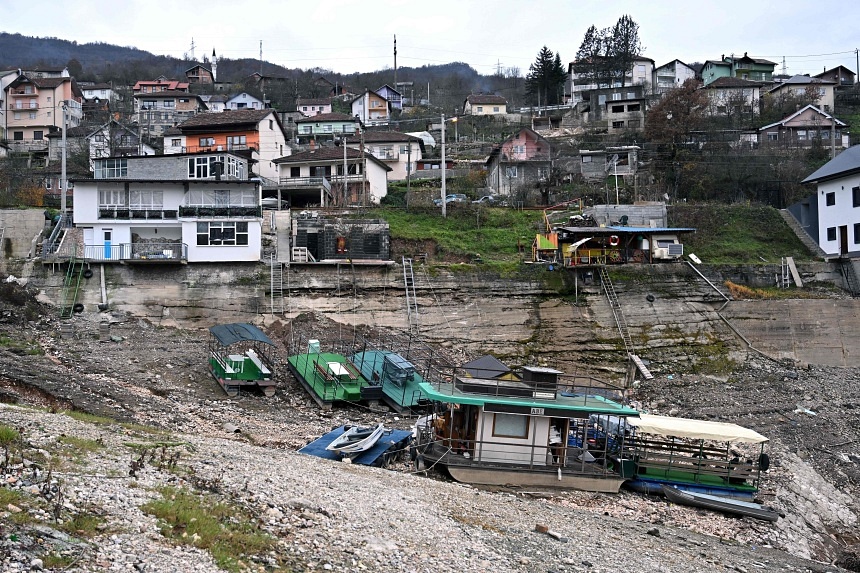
left=103, top=229, right=112, bottom=260
left=840, top=226, right=849, bottom=256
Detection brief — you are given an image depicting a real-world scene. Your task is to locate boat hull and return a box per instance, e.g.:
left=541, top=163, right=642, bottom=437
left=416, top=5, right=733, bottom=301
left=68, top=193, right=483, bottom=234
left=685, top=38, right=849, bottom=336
left=661, top=485, right=779, bottom=522
left=326, top=423, right=386, bottom=456
left=445, top=464, right=626, bottom=493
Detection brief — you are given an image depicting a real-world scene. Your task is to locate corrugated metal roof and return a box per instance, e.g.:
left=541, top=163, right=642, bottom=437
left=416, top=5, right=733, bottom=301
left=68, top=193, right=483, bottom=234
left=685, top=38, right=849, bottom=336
left=209, top=323, right=274, bottom=347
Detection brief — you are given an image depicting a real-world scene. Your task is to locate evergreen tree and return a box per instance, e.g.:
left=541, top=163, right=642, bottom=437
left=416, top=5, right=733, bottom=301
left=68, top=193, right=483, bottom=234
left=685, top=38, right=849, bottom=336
left=574, top=25, right=610, bottom=86
left=526, top=46, right=566, bottom=106
left=608, top=14, right=643, bottom=87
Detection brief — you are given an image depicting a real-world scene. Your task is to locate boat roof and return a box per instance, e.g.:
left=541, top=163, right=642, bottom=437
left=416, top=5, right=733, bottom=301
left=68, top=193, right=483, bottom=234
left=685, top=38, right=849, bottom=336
left=209, top=323, right=274, bottom=347
left=628, top=414, right=768, bottom=444
left=418, top=380, right=638, bottom=416
left=558, top=226, right=696, bottom=234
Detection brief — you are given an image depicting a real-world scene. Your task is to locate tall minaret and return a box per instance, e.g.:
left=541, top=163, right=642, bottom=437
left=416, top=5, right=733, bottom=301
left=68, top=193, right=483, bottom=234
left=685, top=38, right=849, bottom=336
left=211, top=48, right=217, bottom=82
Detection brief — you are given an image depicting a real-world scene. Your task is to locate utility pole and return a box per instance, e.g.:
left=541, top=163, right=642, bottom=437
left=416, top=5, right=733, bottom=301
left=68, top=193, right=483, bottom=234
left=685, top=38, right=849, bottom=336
left=360, top=126, right=366, bottom=206
left=441, top=113, right=447, bottom=218
left=61, top=103, right=67, bottom=214
left=393, top=35, right=397, bottom=98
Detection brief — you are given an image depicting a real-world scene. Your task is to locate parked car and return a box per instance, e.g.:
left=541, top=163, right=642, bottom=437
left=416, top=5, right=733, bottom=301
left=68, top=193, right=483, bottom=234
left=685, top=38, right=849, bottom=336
left=261, top=197, right=289, bottom=209
left=473, top=195, right=507, bottom=206
left=433, top=194, right=469, bottom=206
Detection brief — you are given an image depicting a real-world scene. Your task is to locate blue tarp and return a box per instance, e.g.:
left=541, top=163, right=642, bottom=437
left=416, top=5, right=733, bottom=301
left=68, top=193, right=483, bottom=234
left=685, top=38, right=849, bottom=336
left=298, top=425, right=412, bottom=466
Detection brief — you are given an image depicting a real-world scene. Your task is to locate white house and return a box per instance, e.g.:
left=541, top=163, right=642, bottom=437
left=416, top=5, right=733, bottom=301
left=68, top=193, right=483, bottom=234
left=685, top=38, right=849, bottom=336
left=273, top=147, right=391, bottom=207
left=226, top=92, right=264, bottom=110
left=350, top=89, right=390, bottom=126
left=800, top=145, right=860, bottom=258
left=654, top=60, right=697, bottom=93
left=345, top=131, right=423, bottom=180
left=71, top=153, right=262, bottom=263
left=296, top=98, right=333, bottom=117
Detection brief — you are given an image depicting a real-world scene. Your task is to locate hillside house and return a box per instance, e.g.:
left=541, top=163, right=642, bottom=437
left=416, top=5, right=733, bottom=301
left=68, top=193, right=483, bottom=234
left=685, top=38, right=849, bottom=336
left=799, top=145, right=860, bottom=258
left=133, top=91, right=207, bottom=137
left=701, top=53, right=776, bottom=86
left=345, top=131, right=423, bottom=180
left=296, top=98, right=333, bottom=117
left=274, top=147, right=391, bottom=207
left=185, top=64, right=214, bottom=85
left=766, top=75, right=837, bottom=113
left=701, top=77, right=762, bottom=117
left=759, top=105, right=848, bottom=149
left=47, top=120, right=154, bottom=166
left=351, top=89, right=390, bottom=126
left=290, top=213, right=390, bottom=263
left=485, top=128, right=550, bottom=195
left=70, top=152, right=262, bottom=263
left=654, top=60, right=697, bottom=93
left=167, top=109, right=290, bottom=183
left=226, top=92, right=264, bottom=110
left=463, top=94, right=508, bottom=115
left=580, top=146, right=639, bottom=181
left=295, top=113, right=359, bottom=143
left=566, top=56, right=655, bottom=104
left=814, top=66, right=856, bottom=88
left=3, top=71, right=83, bottom=161
left=376, top=84, right=403, bottom=110
left=569, top=85, right=646, bottom=133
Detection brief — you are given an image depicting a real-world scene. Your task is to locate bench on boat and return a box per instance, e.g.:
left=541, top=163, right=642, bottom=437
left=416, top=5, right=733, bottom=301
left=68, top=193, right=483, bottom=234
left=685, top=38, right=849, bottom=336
left=246, top=349, right=271, bottom=376
left=635, top=456, right=759, bottom=481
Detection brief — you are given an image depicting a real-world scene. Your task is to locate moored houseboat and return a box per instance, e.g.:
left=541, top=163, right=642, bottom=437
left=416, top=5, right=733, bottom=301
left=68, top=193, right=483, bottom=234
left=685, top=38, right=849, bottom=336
left=413, top=365, right=639, bottom=492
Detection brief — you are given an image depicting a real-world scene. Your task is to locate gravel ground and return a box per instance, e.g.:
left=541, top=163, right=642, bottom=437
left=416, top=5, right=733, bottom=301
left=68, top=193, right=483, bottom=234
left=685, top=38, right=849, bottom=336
left=0, top=278, right=858, bottom=572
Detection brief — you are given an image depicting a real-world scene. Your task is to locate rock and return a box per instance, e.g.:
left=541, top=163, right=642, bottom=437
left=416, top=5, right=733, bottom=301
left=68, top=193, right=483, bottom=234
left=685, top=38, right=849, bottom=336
left=7, top=503, right=22, bottom=513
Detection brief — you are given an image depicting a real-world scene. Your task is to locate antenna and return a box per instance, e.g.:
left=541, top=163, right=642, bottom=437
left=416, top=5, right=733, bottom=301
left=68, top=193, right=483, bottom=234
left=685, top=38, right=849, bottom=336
left=190, top=37, right=196, bottom=61
left=394, top=35, right=397, bottom=98
left=781, top=56, right=787, bottom=76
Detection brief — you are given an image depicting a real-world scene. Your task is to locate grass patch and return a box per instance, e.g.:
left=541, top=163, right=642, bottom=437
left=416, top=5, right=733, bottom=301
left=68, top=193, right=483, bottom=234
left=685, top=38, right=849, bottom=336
left=0, top=335, right=44, bottom=355
left=142, top=487, right=277, bottom=573
left=60, top=512, right=106, bottom=538
left=42, top=554, right=76, bottom=569
left=0, top=486, right=25, bottom=506
left=57, top=435, right=104, bottom=455
left=724, top=280, right=825, bottom=300
left=669, top=204, right=814, bottom=264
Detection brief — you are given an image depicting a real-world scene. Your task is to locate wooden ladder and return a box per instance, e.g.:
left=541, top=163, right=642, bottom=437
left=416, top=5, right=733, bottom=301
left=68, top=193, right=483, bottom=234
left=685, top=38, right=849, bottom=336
left=598, top=266, right=652, bottom=380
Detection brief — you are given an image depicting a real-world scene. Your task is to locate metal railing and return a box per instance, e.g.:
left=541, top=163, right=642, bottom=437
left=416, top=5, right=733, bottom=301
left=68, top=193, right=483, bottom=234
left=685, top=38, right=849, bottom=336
left=178, top=206, right=262, bottom=218
left=98, top=208, right=178, bottom=220
left=41, top=212, right=72, bottom=258
left=278, top=177, right=332, bottom=192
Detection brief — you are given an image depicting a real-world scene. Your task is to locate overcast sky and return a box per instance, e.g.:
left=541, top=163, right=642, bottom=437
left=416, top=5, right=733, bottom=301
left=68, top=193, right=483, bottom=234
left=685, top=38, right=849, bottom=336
left=3, top=0, right=859, bottom=77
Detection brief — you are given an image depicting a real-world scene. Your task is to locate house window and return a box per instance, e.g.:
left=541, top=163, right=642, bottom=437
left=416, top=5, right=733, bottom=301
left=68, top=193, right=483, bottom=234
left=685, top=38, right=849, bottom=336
left=611, top=105, right=625, bottom=113
left=506, top=166, right=518, bottom=178
left=129, top=190, right=163, bottom=210
left=477, top=106, right=483, bottom=113
left=227, top=135, right=246, bottom=148
left=612, top=121, right=624, bottom=129
left=400, top=145, right=409, bottom=154
left=290, top=167, right=301, bottom=178
left=13, top=132, right=23, bottom=141
left=196, top=221, right=249, bottom=246
left=627, top=104, right=641, bottom=112
left=767, top=132, right=778, bottom=141
left=28, top=111, right=36, bottom=119
left=99, top=188, right=127, bottom=207
left=269, top=120, right=273, bottom=130
left=612, top=93, right=621, bottom=100
left=163, top=100, right=175, bottom=108
left=512, top=145, right=525, bottom=154
left=171, top=138, right=181, bottom=147
left=302, top=106, right=308, bottom=111
left=47, top=96, right=51, bottom=103
left=199, top=137, right=215, bottom=147
left=797, top=130, right=807, bottom=141
left=302, top=126, right=312, bottom=134
left=188, top=156, right=218, bottom=178
left=492, top=413, right=529, bottom=439
left=324, top=125, right=332, bottom=132
left=120, top=136, right=134, bottom=146
left=493, top=106, right=499, bottom=112
left=94, top=158, right=128, bottom=179
left=853, top=187, right=860, bottom=207
left=855, top=223, right=860, bottom=244
left=33, top=131, right=43, bottom=140
left=826, top=192, right=836, bottom=206
left=827, top=227, right=837, bottom=241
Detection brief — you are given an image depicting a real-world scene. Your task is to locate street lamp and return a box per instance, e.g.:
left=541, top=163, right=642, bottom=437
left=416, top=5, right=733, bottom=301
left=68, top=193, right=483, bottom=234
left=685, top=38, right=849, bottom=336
left=440, top=114, right=457, bottom=218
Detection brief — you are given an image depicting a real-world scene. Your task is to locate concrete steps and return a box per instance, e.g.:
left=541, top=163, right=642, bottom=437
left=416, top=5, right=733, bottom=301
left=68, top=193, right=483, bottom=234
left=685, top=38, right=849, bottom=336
left=779, top=209, right=827, bottom=259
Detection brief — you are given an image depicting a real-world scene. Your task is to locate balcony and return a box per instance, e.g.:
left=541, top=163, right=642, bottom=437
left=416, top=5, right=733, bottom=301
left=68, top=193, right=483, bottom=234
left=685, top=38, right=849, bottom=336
left=372, top=150, right=399, bottom=161
left=9, top=102, right=39, bottom=110
left=179, top=144, right=258, bottom=154
left=81, top=242, right=187, bottom=263
left=278, top=177, right=332, bottom=193
left=178, top=206, right=262, bottom=218
left=98, top=208, right=179, bottom=220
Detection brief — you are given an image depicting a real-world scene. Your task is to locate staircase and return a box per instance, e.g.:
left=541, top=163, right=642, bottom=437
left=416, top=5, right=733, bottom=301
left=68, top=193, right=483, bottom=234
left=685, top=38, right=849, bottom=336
left=269, top=253, right=284, bottom=314
left=839, top=258, right=860, bottom=297
left=779, top=209, right=828, bottom=259
left=402, top=257, right=419, bottom=333
left=598, top=267, right=653, bottom=380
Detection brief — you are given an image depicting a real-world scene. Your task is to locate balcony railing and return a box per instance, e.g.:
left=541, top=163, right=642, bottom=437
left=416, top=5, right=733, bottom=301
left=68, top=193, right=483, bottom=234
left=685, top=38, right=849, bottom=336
left=278, top=177, right=332, bottom=192
left=178, top=206, right=262, bottom=218
left=9, top=102, right=39, bottom=110
left=180, top=144, right=259, bottom=153
left=81, top=242, right=187, bottom=262
left=7, top=140, right=49, bottom=152
left=98, top=208, right=178, bottom=220
left=372, top=150, right=399, bottom=161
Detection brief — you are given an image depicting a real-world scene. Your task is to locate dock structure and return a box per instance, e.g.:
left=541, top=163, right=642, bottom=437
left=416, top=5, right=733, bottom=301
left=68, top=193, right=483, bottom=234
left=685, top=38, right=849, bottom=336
left=287, top=348, right=383, bottom=410
left=208, top=323, right=277, bottom=397
left=351, top=350, right=430, bottom=413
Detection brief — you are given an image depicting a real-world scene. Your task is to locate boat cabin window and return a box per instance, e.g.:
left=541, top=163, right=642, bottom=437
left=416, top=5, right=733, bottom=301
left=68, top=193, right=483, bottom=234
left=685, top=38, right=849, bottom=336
left=492, top=413, right=529, bottom=439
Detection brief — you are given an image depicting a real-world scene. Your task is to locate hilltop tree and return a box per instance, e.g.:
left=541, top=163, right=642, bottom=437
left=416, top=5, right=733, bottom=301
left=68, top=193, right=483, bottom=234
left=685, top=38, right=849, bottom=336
left=608, top=15, right=643, bottom=87
left=574, top=25, right=610, bottom=86
left=525, top=46, right=567, bottom=106
left=644, top=79, right=709, bottom=144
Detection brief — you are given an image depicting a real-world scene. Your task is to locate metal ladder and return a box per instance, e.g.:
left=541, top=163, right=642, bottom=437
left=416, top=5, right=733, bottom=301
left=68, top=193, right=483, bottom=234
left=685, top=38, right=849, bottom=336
left=402, top=257, right=419, bottom=333
left=59, top=255, right=84, bottom=319
left=840, top=258, right=860, bottom=297
left=598, top=266, right=653, bottom=380
left=778, top=257, right=791, bottom=288
left=270, top=253, right=284, bottom=315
